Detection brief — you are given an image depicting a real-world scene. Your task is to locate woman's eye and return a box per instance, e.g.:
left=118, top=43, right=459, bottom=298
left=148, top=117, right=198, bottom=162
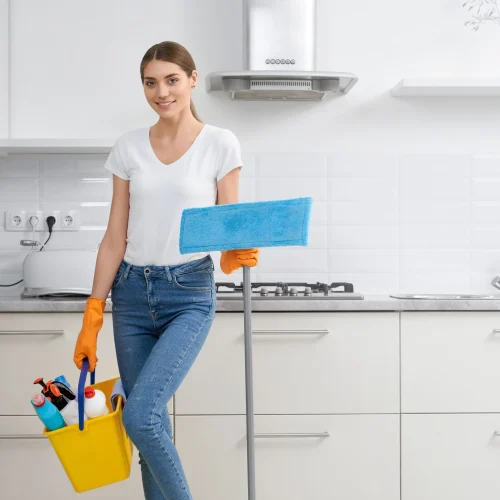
left=145, top=81, right=155, bottom=87
left=168, top=79, right=178, bottom=84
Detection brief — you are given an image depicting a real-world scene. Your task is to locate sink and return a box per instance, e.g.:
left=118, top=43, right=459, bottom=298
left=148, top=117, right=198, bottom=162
left=390, top=293, right=500, bottom=300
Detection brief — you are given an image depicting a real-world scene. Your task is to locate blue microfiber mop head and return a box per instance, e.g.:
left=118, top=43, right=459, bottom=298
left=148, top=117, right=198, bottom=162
left=179, top=197, right=312, bottom=254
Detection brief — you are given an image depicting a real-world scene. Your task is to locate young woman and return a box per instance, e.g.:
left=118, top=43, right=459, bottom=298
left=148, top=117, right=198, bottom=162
left=73, top=41, right=259, bottom=500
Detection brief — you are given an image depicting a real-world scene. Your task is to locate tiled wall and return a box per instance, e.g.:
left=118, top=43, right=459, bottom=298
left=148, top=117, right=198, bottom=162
left=1, top=151, right=499, bottom=296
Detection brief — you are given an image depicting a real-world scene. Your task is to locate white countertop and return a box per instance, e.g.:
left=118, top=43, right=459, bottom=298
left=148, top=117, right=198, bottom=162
left=2, top=295, right=500, bottom=312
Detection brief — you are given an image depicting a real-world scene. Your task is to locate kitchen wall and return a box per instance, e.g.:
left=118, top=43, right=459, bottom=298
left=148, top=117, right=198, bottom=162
left=1, top=0, right=500, bottom=296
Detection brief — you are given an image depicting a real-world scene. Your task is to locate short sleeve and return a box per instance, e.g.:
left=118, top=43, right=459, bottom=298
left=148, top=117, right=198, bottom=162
left=216, top=130, right=243, bottom=182
left=104, top=135, right=129, bottom=180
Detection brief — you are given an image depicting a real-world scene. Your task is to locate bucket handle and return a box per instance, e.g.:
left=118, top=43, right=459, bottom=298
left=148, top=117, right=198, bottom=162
left=78, top=358, right=96, bottom=431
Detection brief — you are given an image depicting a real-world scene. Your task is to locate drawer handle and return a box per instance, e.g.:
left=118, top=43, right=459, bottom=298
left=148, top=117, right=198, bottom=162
left=0, top=434, right=46, bottom=439
left=492, top=330, right=500, bottom=334
left=252, top=329, right=329, bottom=335
left=255, top=432, right=330, bottom=438
left=0, top=330, right=65, bottom=336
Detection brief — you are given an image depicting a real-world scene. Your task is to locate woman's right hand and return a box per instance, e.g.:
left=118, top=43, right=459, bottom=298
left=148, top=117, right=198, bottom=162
left=73, top=297, right=107, bottom=372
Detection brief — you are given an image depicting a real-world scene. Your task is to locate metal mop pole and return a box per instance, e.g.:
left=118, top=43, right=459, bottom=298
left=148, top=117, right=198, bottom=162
left=242, top=264, right=256, bottom=500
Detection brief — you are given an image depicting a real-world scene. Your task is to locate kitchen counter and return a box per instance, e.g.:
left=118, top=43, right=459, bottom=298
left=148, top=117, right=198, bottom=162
left=2, top=295, right=500, bottom=312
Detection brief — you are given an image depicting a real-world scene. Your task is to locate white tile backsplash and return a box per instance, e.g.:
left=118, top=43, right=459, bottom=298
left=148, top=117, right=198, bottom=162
left=1, top=151, right=500, bottom=295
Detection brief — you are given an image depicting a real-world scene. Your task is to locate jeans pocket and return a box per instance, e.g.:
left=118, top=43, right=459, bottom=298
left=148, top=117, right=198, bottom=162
left=173, top=268, right=213, bottom=291
left=111, top=264, right=126, bottom=289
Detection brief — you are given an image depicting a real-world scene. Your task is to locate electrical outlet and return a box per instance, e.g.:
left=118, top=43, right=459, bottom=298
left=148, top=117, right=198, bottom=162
left=42, top=210, right=61, bottom=232
left=26, top=210, right=44, bottom=230
left=5, top=210, right=27, bottom=231
left=60, top=210, right=79, bottom=231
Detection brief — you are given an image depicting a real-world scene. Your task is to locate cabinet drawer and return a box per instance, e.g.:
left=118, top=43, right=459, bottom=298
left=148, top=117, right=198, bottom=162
left=0, top=313, right=174, bottom=416
left=0, top=313, right=118, bottom=415
left=176, top=312, right=400, bottom=414
left=0, top=416, right=145, bottom=498
left=176, top=414, right=400, bottom=500
left=401, top=312, right=500, bottom=412
left=402, top=413, right=500, bottom=500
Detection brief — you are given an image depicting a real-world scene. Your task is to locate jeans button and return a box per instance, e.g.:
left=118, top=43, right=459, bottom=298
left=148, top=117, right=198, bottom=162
left=145, top=269, right=150, bottom=274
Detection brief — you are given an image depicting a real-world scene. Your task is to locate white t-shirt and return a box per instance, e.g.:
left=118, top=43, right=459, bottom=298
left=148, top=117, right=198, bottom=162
left=103, top=124, right=243, bottom=266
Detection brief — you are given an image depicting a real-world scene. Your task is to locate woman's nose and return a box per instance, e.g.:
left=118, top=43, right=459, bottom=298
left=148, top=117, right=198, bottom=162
left=157, top=84, right=170, bottom=98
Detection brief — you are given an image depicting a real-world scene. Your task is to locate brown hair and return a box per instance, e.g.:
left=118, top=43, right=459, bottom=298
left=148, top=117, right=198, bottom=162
left=140, top=41, right=202, bottom=123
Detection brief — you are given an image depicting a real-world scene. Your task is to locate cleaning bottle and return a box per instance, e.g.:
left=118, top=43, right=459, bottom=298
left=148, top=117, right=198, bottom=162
left=83, top=387, right=109, bottom=418
left=54, top=375, right=77, bottom=396
left=47, top=378, right=76, bottom=402
left=60, top=398, right=87, bottom=426
left=33, top=377, right=69, bottom=409
left=31, top=393, right=65, bottom=431
left=45, top=384, right=69, bottom=411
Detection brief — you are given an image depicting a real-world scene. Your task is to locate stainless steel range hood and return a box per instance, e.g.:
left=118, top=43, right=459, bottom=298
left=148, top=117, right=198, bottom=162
left=206, top=0, right=358, bottom=101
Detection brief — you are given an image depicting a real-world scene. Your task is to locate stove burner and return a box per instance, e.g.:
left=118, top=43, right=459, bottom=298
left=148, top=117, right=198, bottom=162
left=215, top=281, right=355, bottom=297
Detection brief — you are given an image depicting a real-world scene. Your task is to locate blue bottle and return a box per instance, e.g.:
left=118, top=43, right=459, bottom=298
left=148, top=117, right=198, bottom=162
left=54, top=375, right=73, bottom=391
left=31, top=393, right=65, bottom=431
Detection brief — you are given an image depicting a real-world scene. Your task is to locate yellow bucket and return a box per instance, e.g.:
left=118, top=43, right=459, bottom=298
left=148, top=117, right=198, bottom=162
left=43, top=361, right=132, bottom=493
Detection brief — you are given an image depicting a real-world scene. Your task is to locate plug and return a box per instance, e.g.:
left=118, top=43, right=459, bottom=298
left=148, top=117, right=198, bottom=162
left=46, top=216, right=56, bottom=233
left=39, top=216, right=56, bottom=252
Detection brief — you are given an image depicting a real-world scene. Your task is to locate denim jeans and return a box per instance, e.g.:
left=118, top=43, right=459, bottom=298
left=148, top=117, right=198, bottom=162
left=110, top=254, right=216, bottom=500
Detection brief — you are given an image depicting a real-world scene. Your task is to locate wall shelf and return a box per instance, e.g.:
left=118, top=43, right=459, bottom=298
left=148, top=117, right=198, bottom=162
left=391, top=78, right=500, bottom=97
left=0, top=139, right=112, bottom=155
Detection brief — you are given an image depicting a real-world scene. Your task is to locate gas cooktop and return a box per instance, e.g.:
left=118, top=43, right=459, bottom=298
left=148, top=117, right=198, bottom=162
left=215, top=282, right=364, bottom=300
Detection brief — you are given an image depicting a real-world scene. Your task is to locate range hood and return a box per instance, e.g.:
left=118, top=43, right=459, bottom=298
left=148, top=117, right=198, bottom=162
left=206, top=0, right=358, bottom=101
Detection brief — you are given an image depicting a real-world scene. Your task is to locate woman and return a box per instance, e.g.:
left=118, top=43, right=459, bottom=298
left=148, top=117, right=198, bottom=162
left=73, top=41, right=259, bottom=500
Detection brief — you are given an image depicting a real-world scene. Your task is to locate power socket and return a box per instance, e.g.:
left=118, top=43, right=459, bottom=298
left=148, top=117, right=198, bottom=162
left=42, top=211, right=60, bottom=232
left=27, top=210, right=44, bottom=230
left=4, top=209, right=80, bottom=231
left=5, top=210, right=27, bottom=230
left=60, top=210, right=79, bottom=231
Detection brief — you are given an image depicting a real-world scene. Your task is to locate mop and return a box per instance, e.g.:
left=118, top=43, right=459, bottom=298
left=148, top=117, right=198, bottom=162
left=179, top=196, right=312, bottom=500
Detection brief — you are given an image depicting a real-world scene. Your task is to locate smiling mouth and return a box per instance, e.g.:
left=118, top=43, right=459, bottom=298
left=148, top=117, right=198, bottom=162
left=156, top=100, right=176, bottom=109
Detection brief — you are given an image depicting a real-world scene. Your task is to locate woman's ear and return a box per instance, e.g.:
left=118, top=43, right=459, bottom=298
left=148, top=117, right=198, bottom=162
left=191, top=70, right=198, bottom=88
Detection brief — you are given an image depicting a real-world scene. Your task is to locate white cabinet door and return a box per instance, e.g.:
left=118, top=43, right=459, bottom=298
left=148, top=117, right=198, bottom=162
left=176, top=414, right=400, bottom=500
left=0, top=313, right=173, bottom=415
left=0, top=0, right=8, bottom=138
left=0, top=416, right=145, bottom=499
left=402, top=413, right=500, bottom=500
left=176, top=312, right=400, bottom=415
left=0, top=313, right=118, bottom=415
left=401, top=312, right=500, bottom=412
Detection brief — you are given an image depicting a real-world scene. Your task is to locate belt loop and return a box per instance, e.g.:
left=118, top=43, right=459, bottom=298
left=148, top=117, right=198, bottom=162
left=123, top=262, right=132, bottom=280
left=164, top=265, right=172, bottom=282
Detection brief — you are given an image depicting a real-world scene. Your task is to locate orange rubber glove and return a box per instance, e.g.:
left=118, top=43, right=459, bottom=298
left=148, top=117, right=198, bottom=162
left=220, top=248, right=259, bottom=275
left=73, top=297, right=106, bottom=372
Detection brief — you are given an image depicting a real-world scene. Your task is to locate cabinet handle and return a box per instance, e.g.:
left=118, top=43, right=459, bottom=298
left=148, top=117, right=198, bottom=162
left=0, top=434, right=46, bottom=439
left=0, top=330, right=64, bottom=336
left=255, top=432, right=330, bottom=438
left=252, top=329, right=329, bottom=335
left=492, top=329, right=500, bottom=334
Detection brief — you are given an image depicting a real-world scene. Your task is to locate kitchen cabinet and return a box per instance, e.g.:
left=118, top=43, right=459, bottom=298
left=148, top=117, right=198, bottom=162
left=400, top=312, right=500, bottom=499
left=0, top=312, right=174, bottom=415
left=176, top=414, right=400, bottom=500
left=401, top=312, right=500, bottom=413
left=7, top=308, right=500, bottom=498
left=175, top=311, right=399, bottom=498
left=401, top=414, right=500, bottom=500
left=7, top=1, right=192, bottom=139
left=0, top=416, right=150, bottom=499
left=175, top=312, right=400, bottom=415
left=0, top=0, right=8, bottom=138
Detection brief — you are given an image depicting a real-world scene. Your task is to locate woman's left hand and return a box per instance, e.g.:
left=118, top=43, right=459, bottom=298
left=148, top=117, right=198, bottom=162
left=220, top=248, right=259, bottom=275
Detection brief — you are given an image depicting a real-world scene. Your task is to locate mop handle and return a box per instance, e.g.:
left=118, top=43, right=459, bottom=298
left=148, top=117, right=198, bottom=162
left=243, top=265, right=256, bottom=500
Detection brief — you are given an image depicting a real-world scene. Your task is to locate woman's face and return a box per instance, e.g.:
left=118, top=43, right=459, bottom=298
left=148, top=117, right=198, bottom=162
left=143, top=60, right=197, bottom=118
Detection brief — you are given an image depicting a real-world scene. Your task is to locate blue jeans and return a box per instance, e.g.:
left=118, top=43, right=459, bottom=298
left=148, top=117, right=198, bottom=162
left=110, top=254, right=216, bottom=500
